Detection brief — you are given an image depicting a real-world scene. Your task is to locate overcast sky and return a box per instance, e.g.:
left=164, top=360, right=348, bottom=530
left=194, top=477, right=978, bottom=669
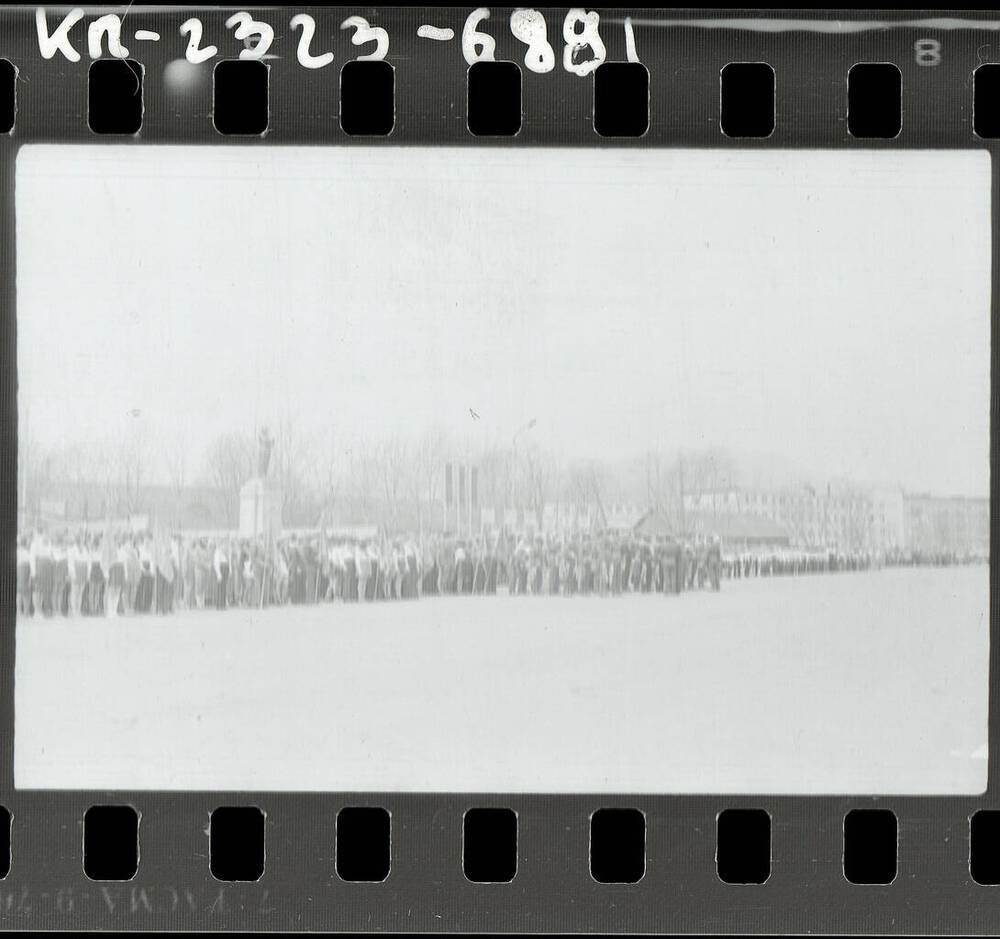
left=15, top=145, right=990, bottom=496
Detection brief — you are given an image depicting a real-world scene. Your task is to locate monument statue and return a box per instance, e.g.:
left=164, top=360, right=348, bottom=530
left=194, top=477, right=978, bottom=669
left=257, top=426, right=274, bottom=478
left=240, top=426, right=282, bottom=538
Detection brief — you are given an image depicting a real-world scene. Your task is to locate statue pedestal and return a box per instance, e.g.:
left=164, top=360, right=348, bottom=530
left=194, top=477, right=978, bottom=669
left=239, top=477, right=282, bottom=538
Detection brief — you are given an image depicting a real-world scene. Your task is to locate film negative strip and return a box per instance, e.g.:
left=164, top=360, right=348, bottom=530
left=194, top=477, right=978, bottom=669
left=0, top=4, right=998, bottom=933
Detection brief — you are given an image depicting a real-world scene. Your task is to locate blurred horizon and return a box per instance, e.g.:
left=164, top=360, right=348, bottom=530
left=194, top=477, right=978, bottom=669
left=15, top=145, right=990, bottom=504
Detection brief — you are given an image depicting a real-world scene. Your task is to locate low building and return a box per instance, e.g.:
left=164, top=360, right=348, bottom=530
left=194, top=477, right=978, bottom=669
left=904, top=494, right=989, bottom=557
left=22, top=481, right=232, bottom=531
left=633, top=509, right=676, bottom=539
left=685, top=510, right=790, bottom=549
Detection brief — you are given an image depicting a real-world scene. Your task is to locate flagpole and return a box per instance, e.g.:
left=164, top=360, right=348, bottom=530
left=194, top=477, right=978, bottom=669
left=467, top=462, right=473, bottom=539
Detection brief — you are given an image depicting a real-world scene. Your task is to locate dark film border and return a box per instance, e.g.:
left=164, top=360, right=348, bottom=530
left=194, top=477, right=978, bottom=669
left=0, top=5, right=997, bottom=933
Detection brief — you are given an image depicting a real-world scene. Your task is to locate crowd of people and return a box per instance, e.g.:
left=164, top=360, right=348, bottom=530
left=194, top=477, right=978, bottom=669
left=16, top=526, right=728, bottom=617
left=723, top=545, right=987, bottom=579
left=15, top=523, right=985, bottom=619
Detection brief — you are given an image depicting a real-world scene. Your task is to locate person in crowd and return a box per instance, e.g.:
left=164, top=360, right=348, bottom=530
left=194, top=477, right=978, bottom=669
left=16, top=535, right=31, bottom=616
left=122, top=536, right=140, bottom=614
left=404, top=538, right=420, bottom=598
left=31, top=527, right=52, bottom=617
left=156, top=536, right=175, bottom=614
left=136, top=535, right=154, bottom=612
left=707, top=535, right=722, bottom=591
left=172, top=535, right=186, bottom=612
left=86, top=534, right=103, bottom=615
left=103, top=533, right=124, bottom=618
left=51, top=534, right=68, bottom=616
left=240, top=540, right=256, bottom=606
left=195, top=539, right=211, bottom=609
left=275, top=538, right=291, bottom=604
left=67, top=535, right=86, bottom=616
left=213, top=537, right=230, bottom=611
left=356, top=540, right=371, bottom=603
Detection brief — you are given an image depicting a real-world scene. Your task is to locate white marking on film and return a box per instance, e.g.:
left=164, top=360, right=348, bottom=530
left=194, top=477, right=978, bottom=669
left=340, top=15, right=389, bottom=61
left=914, top=38, right=941, bottom=66
left=290, top=14, right=334, bottom=69
left=179, top=17, right=216, bottom=64
left=225, top=11, right=274, bottom=61
left=510, top=9, right=555, bottom=73
left=417, top=24, right=455, bottom=41
left=87, top=14, right=128, bottom=59
left=462, top=8, right=496, bottom=64
left=133, top=29, right=160, bottom=42
left=624, top=16, right=639, bottom=63
left=563, top=8, right=605, bottom=76
left=35, top=6, right=85, bottom=62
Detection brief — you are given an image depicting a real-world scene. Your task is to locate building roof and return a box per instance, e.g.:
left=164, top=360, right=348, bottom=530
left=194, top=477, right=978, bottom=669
left=632, top=510, right=677, bottom=537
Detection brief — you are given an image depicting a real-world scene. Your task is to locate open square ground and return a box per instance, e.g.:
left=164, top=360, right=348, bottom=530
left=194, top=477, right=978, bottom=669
left=14, top=565, right=988, bottom=794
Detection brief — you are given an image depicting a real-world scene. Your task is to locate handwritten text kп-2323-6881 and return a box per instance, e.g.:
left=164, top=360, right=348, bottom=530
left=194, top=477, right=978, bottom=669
left=34, top=8, right=641, bottom=76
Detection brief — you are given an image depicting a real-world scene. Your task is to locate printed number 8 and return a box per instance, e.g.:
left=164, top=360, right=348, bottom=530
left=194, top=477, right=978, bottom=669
left=914, top=38, right=941, bottom=67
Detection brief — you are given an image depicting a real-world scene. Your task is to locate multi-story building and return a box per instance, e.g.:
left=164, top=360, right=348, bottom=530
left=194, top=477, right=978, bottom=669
left=684, top=483, right=986, bottom=555
left=683, top=484, right=876, bottom=551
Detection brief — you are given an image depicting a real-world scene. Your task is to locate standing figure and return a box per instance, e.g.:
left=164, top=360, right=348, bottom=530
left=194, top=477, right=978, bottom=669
left=31, top=529, right=53, bottom=617
left=530, top=549, right=543, bottom=595
left=404, top=540, right=420, bottom=598
left=88, top=535, right=105, bottom=615
left=136, top=536, right=155, bottom=612
left=484, top=540, right=498, bottom=595
left=452, top=542, right=466, bottom=594
left=214, top=538, right=230, bottom=610
left=343, top=541, right=359, bottom=601
left=707, top=535, right=722, bottom=591
left=50, top=534, right=68, bottom=615
left=257, top=426, right=274, bottom=477
left=122, top=537, right=140, bottom=613
left=275, top=540, right=290, bottom=604
left=186, top=539, right=200, bottom=608
left=439, top=543, right=455, bottom=596
left=356, top=541, right=372, bottom=602
left=240, top=541, right=256, bottom=606
left=156, top=537, right=176, bottom=613
left=16, top=536, right=32, bottom=616
left=66, top=536, right=82, bottom=615
left=367, top=541, right=382, bottom=601
left=104, top=534, right=123, bottom=618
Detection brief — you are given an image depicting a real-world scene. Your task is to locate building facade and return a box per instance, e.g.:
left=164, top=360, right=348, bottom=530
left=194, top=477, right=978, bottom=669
left=904, top=494, right=990, bottom=557
left=684, top=484, right=987, bottom=555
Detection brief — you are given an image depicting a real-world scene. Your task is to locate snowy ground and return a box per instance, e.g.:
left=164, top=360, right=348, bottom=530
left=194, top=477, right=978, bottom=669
left=14, top=565, right=988, bottom=794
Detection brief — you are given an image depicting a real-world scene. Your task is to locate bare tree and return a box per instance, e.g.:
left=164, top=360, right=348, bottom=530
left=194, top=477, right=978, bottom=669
left=479, top=444, right=516, bottom=517
left=641, top=450, right=685, bottom=528
left=411, top=428, right=448, bottom=534
left=374, top=434, right=410, bottom=530
left=309, top=426, right=347, bottom=523
left=564, top=458, right=613, bottom=530
left=645, top=450, right=668, bottom=512
left=273, top=414, right=322, bottom=526
left=681, top=447, right=738, bottom=495
left=520, top=442, right=557, bottom=531
left=107, top=421, right=151, bottom=518
left=165, top=430, right=189, bottom=529
left=204, top=431, right=254, bottom=525
left=344, top=437, right=379, bottom=524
